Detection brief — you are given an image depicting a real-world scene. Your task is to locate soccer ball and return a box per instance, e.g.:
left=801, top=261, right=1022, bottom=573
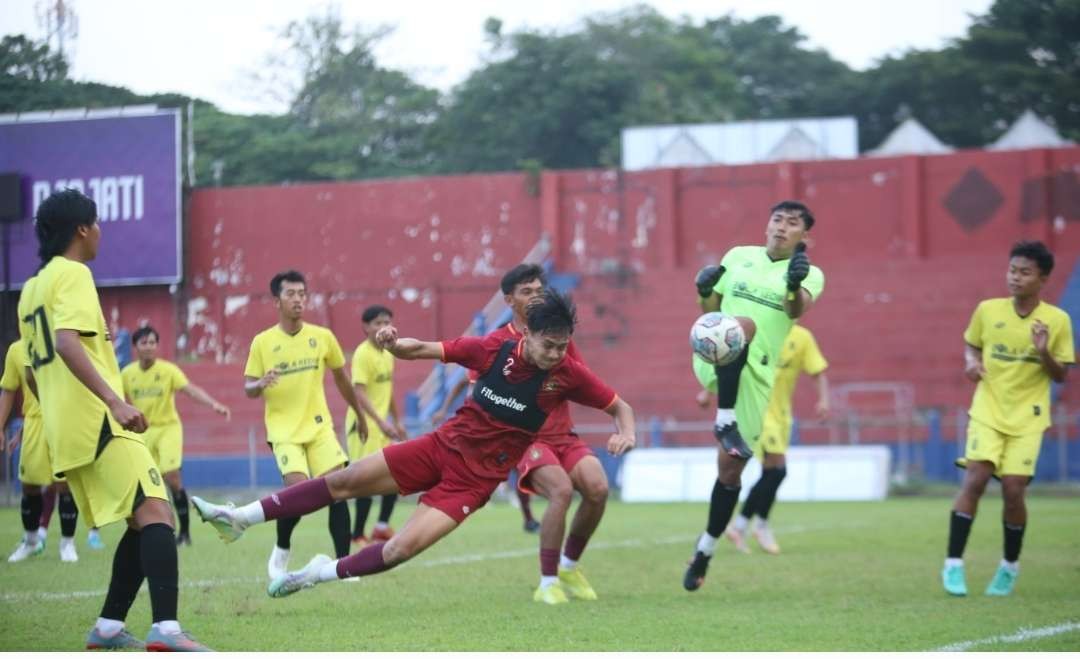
left=690, top=312, right=746, bottom=366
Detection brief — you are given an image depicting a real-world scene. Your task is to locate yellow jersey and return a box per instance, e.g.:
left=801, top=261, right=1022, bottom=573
left=964, top=298, right=1075, bottom=436
left=122, top=359, right=190, bottom=426
left=1, top=339, right=41, bottom=419
left=17, top=258, right=134, bottom=475
left=344, top=339, right=395, bottom=438
left=244, top=322, right=346, bottom=444
left=764, top=325, right=828, bottom=425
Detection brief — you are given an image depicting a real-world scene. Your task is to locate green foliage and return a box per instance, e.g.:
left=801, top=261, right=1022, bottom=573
left=0, top=497, right=1078, bottom=650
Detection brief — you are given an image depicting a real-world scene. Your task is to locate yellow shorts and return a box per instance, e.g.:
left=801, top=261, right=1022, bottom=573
left=65, top=436, right=169, bottom=529
left=18, top=415, right=56, bottom=486
left=347, top=422, right=392, bottom=462
left=272, top=426, right=347, bottom=479
left=756, top=413, right=792, bottom=458
left=959, top=417, right=1043, bottom=478
left=144, top=422, right=184, bottom=474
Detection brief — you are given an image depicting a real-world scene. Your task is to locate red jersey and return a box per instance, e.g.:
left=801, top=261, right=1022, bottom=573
left=468, top=322, right=581, bottom=444
left=438, top=333, right=616, bottom=480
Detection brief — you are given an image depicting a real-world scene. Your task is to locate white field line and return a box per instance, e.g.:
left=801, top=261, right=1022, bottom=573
left=0, top=521, right=849, bottom=604
left=931, top=621, right=1080, bottom=652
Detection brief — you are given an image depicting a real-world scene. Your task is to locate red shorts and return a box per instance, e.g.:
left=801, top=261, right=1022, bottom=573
left=382, top=432, right=503, bottom=524
left=516, top=435, right=595, bottom=495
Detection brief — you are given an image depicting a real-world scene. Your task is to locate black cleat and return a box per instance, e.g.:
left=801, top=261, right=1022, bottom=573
left=175, top=532, right=192, bottom=547
left=714, top=422, right=752, bottom=460
left=523, top=518, right=541, bottom=533
left=684, top=551, right=711, bottom=591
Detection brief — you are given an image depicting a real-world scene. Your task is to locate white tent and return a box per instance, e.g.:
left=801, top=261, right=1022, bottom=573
left=990, top=110, right=1073, bottom=150
left=868, top=118, right=952, bottom=156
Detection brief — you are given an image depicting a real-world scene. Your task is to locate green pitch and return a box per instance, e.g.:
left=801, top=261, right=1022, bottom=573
left=1, top=496, right=1077, bottom=651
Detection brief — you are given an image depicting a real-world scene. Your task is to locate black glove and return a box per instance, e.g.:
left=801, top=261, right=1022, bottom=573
left=786, top=242, right=810, bottom=292
left=695, top=265, right=725, bottom=299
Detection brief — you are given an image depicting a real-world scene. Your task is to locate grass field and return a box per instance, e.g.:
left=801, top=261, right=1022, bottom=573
left=1, top=495, right=1078, bottom=651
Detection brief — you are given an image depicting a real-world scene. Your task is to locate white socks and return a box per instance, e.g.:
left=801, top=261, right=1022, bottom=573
left=714, top=409, right=736, bottom=427
left=95, top=618, right=125, bottom=638
left=732, top=515, right=750, bottom=532
left=559, top=556, right=577, bottom=570
left=153, top=621, right=181, bottom=635
left=319, top=560, right=340, bottom=583
left=236, top=501, right=265, bottom=527
left=37, top=526, right=47, bottom=541
left=944, top=558, right=963, bottom=568
left=697, top=533, right=718, bottom=556
left=1000, top=559, right=1019, bottom=574
left=539, top=575, right=558, bottom=588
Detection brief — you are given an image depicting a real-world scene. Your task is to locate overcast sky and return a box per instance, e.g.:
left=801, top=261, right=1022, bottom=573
left=6, top=0, right=994, bottom=116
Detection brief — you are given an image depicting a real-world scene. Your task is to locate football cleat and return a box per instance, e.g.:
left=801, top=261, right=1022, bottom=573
left=85, top=627, right=146, bottom=650
left=724, top=526, right=751, bottom=554
left=558, top=566, right=598, bottom=600
left=175, top=531, right=192, bottom=547
left=753, top=526, right=780, bottom=555
left=190, top=496, right=245, bottom=543
left=87, top=529, right=105, bottom=550
left=350, top=534, right=369, bottom=549
left=683, top=551, right=712, bottom=591
left=985, top=566, right=1017, bottom=596
left=942, top=564, right=967, bottom=596
left=59, top=537, right=78, bottom=563
left=532, top=582, right=569, bottom=605
left=523, top=518, right=541, bottom=533
left=268, top=554, right=333, bottom=598
left=144, top=627, right=212, bottom=652
left=7, top=538, right=44, bottom=563
left=713, top=423, right=752, bottom=460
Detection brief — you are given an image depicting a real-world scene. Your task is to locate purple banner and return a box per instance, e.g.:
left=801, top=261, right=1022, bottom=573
left=0, top=110, right=181, bottom=287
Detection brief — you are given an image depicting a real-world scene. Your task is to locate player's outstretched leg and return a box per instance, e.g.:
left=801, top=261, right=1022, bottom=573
left=269, top=503, right=457, bottom=599
left=685, top=452, right=745, bottom=592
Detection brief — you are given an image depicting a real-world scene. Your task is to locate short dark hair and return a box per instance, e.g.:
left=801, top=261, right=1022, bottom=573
left=34, top=189, right=97, bottom=267
left=526, top=289, right=576, bottom=336
left=362, top=305, right=393, bottom=323
left=770, top=200, right=815, bottom=231
left=132, top=326, right=159, bottom=345
left=1010, top=240, right=1054, bottom=275
left=500, top=263, right=547, bottom=295
left=270, top=270, right=306, bottom=297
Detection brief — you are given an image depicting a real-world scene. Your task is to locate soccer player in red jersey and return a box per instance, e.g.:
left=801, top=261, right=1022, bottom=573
left=193, top=289, right=636, bottom=598
left=462, top=264, right=615, bottom=604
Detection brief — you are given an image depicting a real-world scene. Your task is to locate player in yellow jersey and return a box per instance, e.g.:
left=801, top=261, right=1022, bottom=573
left=706, top=323, right=829, bottom=555
left=122, top=325, right=231, bottom=546
left=18, top=189, right=207, bottom=650
left=1, top=338, right=81, bottom=562
left=244, top=270, right=367, bottom=580
left=346, top=305, right=406, bottom=546
left=943, top=241, right=1074, bottom=598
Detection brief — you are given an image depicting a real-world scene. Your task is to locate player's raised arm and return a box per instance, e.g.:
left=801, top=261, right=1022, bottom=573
left=374, top=326, right=445, bottom=361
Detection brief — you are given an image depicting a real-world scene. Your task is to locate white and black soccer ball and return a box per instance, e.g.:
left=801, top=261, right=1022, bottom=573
left=689, top=312, right=746, bottom=366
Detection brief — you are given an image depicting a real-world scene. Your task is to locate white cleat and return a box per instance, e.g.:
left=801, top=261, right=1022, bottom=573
left=8, top=539, right=44, bottom=563
left=268, top=545, right=291, bottom=580
left=190, top=496, right=246, bottom=543
left=268, top=554, right=332, bottom=598
left=59, top=537, right=79, bottom=562
left=753, top=525, right=781, bottom=555
left=724, top=525, right=751, bottom=554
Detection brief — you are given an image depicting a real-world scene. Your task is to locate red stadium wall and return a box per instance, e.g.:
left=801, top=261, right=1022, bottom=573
left=102, top=146, right=1080, bottom=452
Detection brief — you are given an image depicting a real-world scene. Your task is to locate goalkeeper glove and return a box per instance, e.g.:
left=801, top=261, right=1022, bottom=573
left=786, top=243, right=810, bottom=292
left=695, top=265, right=724, bottom=299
